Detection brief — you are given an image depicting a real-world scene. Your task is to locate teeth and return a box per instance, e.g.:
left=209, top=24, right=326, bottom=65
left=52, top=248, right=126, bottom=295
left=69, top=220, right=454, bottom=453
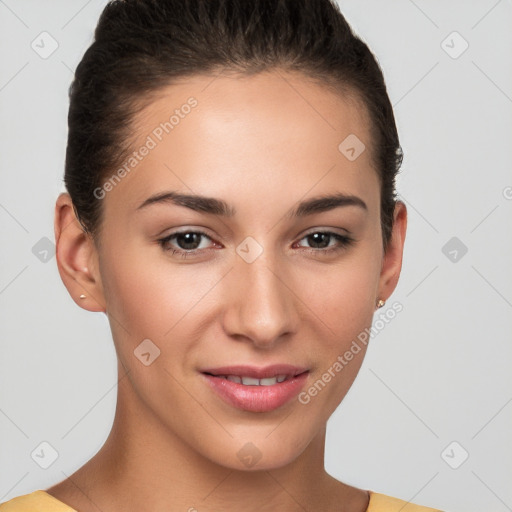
left=259, top=377, right=277, bottom=386
left=241, top=376, right=260, bottom=386
left=219, top=374, right=288, bottom=386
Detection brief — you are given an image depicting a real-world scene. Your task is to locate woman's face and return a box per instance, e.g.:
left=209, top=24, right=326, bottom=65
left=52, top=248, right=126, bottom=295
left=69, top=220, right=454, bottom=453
left=59, top=70, right=406, bottom=470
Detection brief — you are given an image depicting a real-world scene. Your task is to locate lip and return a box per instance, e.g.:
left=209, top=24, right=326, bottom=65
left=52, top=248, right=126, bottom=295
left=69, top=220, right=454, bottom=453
left=200, top=364, right=310, bottom=413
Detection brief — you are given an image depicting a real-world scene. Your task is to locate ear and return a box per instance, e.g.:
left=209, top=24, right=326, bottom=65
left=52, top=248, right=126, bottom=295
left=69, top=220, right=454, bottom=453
left=54, top=192, right=106, bottom=312
left=377, top=200, right=407, bottom=304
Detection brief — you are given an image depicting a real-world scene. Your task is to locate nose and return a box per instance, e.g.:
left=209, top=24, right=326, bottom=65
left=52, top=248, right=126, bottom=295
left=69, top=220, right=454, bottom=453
left=221, top=252, right=299, bottom=349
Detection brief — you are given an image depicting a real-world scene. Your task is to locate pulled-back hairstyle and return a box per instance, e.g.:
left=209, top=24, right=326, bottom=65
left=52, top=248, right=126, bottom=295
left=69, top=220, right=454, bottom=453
left=65, top=0, right=403, bottom=250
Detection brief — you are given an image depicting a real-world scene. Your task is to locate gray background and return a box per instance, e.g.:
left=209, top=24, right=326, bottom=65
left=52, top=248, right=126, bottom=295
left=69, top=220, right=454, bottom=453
left=1, top=1, right=511, bottom=511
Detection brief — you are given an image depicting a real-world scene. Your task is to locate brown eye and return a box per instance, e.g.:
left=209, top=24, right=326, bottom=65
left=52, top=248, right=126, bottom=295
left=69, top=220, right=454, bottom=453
left=173, top=232, right=203, bottom=250
left=157, top=230, right=215, bottom=257
left=296, top=231, right=355, bottom=255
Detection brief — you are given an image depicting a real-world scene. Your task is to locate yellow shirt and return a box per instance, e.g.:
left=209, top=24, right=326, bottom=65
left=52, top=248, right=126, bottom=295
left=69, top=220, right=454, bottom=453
left=0, top=489, right=443, bottom=511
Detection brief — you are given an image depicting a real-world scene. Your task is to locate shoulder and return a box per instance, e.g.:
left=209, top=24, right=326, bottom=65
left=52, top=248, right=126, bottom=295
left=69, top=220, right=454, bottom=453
left=0, top=490, right=77, bottom=511
left=367, top=491, right=444, bottom=512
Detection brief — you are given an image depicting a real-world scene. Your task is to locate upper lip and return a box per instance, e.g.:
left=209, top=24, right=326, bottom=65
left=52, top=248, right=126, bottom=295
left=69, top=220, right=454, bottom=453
left=200, top=364, right=309, bottom=379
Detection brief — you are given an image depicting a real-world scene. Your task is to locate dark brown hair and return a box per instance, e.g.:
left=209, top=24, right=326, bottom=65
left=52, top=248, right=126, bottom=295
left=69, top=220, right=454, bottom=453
left=65, top=0, right=403, bottom=250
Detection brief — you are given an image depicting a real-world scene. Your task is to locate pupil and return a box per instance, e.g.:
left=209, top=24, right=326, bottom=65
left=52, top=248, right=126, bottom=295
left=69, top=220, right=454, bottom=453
left=309, top=233, right=329, bottom=249
left=177, top=232, right=201, bottom=250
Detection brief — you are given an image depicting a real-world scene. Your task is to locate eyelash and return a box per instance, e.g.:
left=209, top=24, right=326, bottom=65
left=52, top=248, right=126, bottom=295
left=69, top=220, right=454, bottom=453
left=157, top=230, right=355, bottom=259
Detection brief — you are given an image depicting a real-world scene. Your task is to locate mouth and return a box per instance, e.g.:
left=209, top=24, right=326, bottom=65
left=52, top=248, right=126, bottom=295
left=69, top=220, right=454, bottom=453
left=200, top=364, right=310, bottom=412
left=201, top=364, right=309, bottom=383
left=204, top=374, right=292, bottom=386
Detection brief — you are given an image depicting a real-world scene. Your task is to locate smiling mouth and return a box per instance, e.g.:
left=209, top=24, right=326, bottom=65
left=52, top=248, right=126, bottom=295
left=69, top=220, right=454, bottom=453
left=200, top=364, right=309, bottom=384
left=201, top=368, right=310, bottom=412
left=202, top=373, right=297, bottom=386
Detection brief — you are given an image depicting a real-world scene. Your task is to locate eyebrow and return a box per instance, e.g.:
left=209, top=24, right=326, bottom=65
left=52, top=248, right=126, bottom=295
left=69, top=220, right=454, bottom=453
left=135, top=191, right=367, bottom=217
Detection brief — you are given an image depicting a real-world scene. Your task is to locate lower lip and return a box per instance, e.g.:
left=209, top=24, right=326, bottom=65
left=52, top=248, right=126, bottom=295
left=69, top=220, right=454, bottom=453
left=202, top=372, right=309, bottom=413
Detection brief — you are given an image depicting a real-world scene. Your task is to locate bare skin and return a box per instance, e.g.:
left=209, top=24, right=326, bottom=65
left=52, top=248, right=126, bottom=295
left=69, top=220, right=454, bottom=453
left=48, top=70, right=407, bottom=512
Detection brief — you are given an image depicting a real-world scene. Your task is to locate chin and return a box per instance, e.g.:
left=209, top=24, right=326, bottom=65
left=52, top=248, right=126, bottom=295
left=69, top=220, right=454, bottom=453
left=200, top=427, right=314, bottom=472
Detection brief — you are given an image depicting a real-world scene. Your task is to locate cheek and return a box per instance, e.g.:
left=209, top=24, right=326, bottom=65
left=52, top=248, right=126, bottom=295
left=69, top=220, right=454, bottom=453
left=98, top=242, right=228, bottom=373
left=306, top=250, right=381, bottom=341
left=298, top=247, right=381, bottom=408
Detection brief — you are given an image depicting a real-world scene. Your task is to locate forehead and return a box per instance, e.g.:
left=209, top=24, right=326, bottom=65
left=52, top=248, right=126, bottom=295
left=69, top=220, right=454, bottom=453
left=134, top=70, right=372, bottom=146
left=104, top=70, right=378, bottom=215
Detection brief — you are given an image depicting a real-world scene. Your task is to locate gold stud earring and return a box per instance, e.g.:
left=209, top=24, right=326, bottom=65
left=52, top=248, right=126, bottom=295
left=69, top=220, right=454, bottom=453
left=79, top=294, right=87, bottom=299
left=376, top=299, right=385, bottom=308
